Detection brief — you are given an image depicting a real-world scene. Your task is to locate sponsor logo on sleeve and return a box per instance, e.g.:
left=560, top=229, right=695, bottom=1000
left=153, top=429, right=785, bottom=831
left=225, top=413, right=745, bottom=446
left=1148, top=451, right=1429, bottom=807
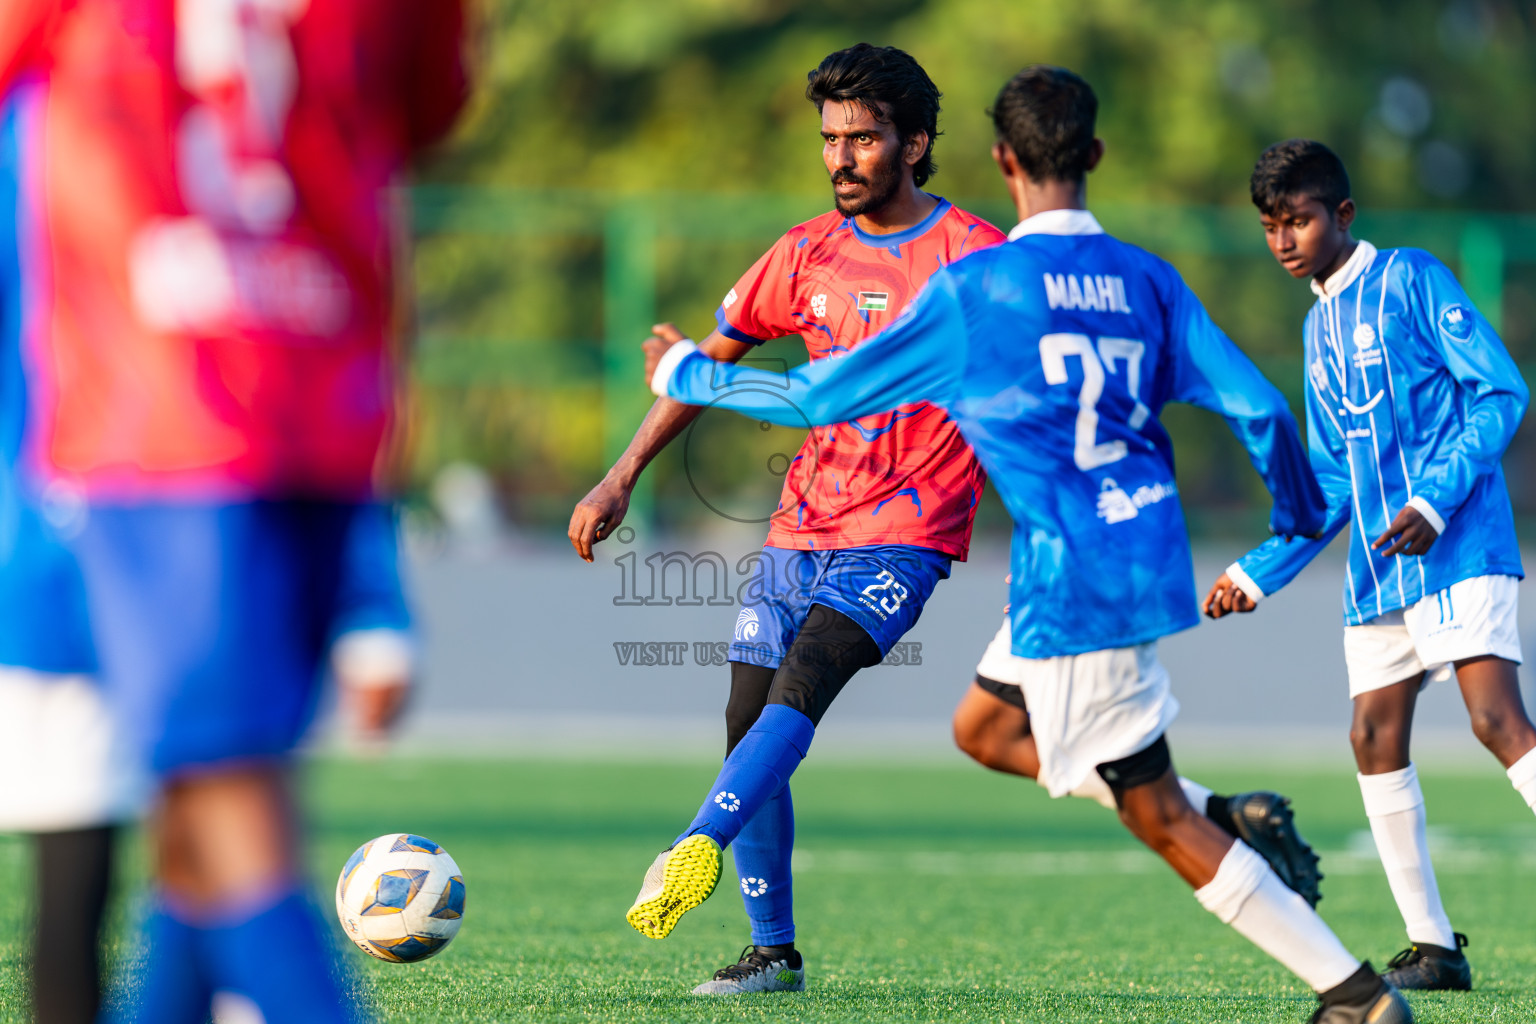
left=722, top=287, right=738, bottom=310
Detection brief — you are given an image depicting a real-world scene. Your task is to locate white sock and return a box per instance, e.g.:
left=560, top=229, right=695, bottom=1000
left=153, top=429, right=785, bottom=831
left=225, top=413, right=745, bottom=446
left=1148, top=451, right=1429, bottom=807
left=1509, top=746, right=1536, bottom=814
left=1066, top=771, right=1118, bottom=810
left=1358, top=764, right=1456, bottom=948
left=1195, top=841, right=1360, bottom=992
left=1178, top=777, right=1213, bottom=813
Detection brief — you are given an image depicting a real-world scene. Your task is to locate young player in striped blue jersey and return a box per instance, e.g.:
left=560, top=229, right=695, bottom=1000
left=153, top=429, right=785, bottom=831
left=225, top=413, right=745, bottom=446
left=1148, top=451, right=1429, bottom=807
left=644, top=67, right=1409, bottom=1024
left=1205, top=140, right=1536, bottom=993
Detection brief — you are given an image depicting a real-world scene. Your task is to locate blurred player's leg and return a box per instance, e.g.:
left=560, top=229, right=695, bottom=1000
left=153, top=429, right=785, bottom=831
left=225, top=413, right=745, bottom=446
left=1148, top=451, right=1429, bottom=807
left=82, top=503, right=359, bottom=1023
left=32, top=826, right=114, bottom=1024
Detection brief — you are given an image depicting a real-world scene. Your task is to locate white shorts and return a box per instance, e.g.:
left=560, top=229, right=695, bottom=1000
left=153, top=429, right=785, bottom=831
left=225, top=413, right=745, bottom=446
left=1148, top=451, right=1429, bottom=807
left=0, top=667, right=147, bottom=831
left=1344, top=574, right=1522, bottom=698
left=973, top=619, right=1179, bottom=798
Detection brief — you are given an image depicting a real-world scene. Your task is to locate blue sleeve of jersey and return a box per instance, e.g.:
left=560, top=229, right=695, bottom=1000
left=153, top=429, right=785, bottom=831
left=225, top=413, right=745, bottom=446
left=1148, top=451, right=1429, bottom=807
left=1408, top=260, right=1530, bottom=527
left=1164, top=274, right=1327, bottom=539
left=665, top=272, right=967, bottom=426
left=1233, top=377, right=1354, bottom=597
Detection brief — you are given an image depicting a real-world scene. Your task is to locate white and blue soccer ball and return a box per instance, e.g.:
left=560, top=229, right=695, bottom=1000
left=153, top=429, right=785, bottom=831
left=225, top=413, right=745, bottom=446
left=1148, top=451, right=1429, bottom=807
left=335, top=833, right=465, bottom=963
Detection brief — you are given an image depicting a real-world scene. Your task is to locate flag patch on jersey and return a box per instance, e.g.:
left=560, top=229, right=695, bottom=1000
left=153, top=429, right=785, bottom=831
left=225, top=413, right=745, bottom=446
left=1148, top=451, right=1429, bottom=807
left=857, top=292, right=888, bottom=311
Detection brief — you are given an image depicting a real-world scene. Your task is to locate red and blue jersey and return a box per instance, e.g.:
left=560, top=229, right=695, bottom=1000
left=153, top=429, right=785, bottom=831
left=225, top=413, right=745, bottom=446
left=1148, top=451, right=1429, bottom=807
left=0, top=0, right=466, bottom=501
left=715, top=198, right=1001, bottom=559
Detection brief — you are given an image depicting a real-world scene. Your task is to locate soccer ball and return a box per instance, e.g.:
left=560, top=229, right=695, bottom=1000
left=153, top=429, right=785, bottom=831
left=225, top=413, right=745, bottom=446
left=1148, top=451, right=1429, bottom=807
left=335, top=833, right=466, bottom=963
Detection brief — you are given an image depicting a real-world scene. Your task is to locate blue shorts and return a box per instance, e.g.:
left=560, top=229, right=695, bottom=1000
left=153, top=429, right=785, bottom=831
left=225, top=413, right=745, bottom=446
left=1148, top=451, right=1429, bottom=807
left=74, top=501, right=360, bottom=775
left=728, top=544, right=951, bottom=669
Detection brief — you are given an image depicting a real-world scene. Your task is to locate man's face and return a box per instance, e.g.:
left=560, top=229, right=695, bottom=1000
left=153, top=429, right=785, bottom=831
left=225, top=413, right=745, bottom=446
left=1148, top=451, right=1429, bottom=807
left=821, top=99, right=908, bottom=217
left=1259, top=195, right=1351, bottom=280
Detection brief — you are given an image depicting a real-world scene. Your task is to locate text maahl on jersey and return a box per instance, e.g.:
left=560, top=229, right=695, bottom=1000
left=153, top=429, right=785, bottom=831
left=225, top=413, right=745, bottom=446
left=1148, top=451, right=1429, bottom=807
left=1043, top=273, right=1134, bottom=314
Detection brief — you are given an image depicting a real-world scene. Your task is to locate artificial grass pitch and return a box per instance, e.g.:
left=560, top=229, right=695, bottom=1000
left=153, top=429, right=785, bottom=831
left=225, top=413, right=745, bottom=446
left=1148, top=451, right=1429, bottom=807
left=2, top=755, right=1533, bottom=1022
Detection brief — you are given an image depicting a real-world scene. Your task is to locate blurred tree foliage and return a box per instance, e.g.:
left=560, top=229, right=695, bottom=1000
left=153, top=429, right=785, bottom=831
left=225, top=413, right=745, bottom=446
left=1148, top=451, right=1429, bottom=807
left=409, top=0, right=1536, bottom=537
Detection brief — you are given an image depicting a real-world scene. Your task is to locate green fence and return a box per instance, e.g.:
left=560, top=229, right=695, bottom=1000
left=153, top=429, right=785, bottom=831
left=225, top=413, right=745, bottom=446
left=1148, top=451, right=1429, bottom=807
left=408, top=187, right=1536, bottom=532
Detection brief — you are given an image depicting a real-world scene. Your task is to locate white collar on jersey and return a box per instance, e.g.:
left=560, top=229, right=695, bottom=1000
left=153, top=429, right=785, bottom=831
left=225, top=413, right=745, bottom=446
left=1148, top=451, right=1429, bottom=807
left=1309, top=240, right=1378, bottom=299
left=1006, top=208, right=1105, bottom=241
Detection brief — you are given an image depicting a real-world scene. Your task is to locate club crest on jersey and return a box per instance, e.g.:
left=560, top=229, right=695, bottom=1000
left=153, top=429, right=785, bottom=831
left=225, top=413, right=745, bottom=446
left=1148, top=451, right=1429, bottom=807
left=856, top=292, right=888, bottom=311
left=1352, top=323, right=1376, bottom=350
left=1439, top=304, right=1475, bottom=341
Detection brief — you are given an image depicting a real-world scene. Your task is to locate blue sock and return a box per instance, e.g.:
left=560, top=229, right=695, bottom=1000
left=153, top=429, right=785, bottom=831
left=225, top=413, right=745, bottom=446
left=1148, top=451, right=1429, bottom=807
left=732, top=782, right=796, bottom=946
left=199, top=887, right=357, bottom=1024
left=677, top=703, right=815, bottom=850
left=114, top=901, right=211, bottom=1024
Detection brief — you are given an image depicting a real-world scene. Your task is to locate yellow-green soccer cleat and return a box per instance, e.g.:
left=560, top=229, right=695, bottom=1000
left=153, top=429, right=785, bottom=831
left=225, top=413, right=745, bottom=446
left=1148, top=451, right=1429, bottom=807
left=626, top=834, right=722, bottom=939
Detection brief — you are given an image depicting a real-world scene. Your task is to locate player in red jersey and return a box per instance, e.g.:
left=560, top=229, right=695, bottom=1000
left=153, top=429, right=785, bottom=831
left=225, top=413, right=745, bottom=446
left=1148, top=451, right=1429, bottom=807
left=0, top=2, right=465, bottom=1021
left=569, top=44, right=1003, bottom=994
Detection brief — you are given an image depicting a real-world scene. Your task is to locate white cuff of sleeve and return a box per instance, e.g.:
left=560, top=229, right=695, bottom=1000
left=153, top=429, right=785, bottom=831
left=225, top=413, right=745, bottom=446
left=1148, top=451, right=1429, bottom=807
left=1407, top=495, right=1446, bottom=535
left=649, top=339, right=699, bottom=397
left=1225, top=562, right=1266, bottom=604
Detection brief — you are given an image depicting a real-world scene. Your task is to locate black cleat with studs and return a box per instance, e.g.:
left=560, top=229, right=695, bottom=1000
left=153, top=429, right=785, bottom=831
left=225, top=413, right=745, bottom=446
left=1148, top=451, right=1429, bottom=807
left=1384, top=932, right=1471, bottom=991
left=1208, top=791, right=1324, bottom=907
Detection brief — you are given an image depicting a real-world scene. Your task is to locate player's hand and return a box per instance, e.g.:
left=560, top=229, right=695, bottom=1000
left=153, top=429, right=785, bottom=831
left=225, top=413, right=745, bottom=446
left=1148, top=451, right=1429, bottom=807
left=1202, top=572, right=1256, bottom=619
left=343, top=678, right=410, bottom=752
left=1373, top=504, right=1438, bottom=558
left=642, top=322, right=690, bottom=386
left=568, top=475, right=632, bottom=563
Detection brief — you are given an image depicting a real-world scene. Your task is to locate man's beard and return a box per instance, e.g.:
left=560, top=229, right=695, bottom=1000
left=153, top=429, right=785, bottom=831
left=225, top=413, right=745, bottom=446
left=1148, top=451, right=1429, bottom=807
left=830, top=152, right=904, bottom=217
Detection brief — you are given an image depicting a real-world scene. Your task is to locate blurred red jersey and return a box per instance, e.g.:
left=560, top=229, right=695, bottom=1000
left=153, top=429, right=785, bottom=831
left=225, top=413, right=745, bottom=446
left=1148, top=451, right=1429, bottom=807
left=715, top=199, right=1002, bottom=558
left=0, top=0, right=466, bottom=499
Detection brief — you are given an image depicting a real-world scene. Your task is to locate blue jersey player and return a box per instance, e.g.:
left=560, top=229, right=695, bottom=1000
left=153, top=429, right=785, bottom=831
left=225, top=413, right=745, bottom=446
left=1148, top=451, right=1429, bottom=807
left=1205, top=140, right=1536, bottom=993
left=643, top=68, right=1411, bottom=1024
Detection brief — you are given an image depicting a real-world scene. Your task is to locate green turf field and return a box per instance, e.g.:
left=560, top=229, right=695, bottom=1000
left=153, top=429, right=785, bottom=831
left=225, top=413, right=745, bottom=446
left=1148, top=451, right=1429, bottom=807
left=1, top=754, right=1532, bottom=1023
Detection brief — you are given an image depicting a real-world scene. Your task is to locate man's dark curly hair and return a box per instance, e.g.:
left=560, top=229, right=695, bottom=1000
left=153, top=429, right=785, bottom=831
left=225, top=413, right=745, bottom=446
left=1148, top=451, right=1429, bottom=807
left=1250, top=139, right=1352, bottom=217
left=805, top=43, right=942, bottom=187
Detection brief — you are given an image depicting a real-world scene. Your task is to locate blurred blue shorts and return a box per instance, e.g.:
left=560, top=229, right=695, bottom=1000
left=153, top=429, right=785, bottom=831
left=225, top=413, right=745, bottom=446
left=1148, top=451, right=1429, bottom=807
left=728, top=544, right=951, bottom=669
left=75, top=500, right=368, bottom=775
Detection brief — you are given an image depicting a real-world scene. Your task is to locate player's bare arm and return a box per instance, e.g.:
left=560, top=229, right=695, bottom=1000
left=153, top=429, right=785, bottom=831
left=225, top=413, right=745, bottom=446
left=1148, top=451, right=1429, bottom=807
left=1202, top=572, right=1257, bottom=619
left=568, top=326, right=752, bottom=562
left=1371, top=504, right=1438, bottom=559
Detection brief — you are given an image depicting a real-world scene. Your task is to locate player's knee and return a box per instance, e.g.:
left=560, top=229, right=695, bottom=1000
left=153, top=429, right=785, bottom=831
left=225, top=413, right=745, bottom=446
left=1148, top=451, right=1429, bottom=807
left=1466, top=704, right=1527, bottom=754
left=951, top=713, right=1001, bottom=769
left=1349, top=715, right=1406, bottom=761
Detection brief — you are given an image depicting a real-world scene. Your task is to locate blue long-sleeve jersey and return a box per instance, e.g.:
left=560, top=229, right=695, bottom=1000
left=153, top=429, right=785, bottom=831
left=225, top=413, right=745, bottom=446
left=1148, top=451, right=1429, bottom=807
left=659, top=209, right=1326, bottom=658
left=1229, top=242, right=1527, bottom=625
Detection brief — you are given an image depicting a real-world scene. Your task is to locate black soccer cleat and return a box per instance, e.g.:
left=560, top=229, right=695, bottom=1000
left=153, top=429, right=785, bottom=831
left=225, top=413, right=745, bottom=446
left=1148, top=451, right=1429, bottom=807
left=1209, top=791, right=1324, bottom=907
left=1384, top=932, right=1471, bottom=991
left=1310, top=963, right=1413, bottom=1024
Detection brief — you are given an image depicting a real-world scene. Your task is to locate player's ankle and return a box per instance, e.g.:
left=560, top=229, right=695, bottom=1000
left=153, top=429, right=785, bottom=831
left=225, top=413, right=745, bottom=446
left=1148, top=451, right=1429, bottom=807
left=1204, top=793, right=1234, bottom=829
left=755, top=943, right=800, bottom=968
left=1318, top=961, right=1379, bottom=1004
